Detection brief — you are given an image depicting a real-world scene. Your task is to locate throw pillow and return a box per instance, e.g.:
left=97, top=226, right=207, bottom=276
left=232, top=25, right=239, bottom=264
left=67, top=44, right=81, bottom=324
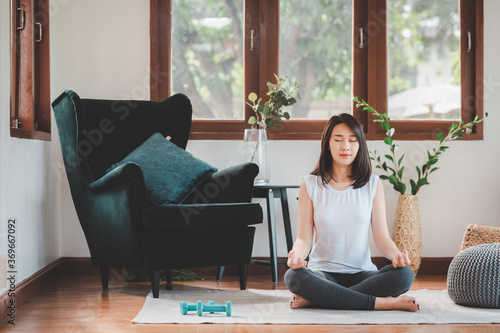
left=107, top=132, right=217, bottom=205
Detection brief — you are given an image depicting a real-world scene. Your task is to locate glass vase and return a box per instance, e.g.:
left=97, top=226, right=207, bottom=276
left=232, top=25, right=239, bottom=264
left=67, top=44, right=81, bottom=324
left=244, top=128, right=269, bottom=185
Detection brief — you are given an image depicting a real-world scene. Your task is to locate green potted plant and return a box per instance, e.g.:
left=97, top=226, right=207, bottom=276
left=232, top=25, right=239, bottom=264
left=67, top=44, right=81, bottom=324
left=244, top=75, right=299, bottom=184
left=353, top=96, right=487, bottom=275
left=246, top=74, right=299, bottom=129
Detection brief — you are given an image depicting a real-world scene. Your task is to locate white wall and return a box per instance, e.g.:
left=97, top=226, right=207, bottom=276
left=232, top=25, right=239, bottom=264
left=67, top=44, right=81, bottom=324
left=2, top=0, right=499, bottom=294
left=50, top=0, right=150, bottom=257
left=55, top=0, right=500, bottom=259
left=0, top=0, right=60, bottom=295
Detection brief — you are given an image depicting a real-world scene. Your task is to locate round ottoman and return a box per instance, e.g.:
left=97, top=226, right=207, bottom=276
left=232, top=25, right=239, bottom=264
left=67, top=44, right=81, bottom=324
left=447, top=243, right=500, bottom=308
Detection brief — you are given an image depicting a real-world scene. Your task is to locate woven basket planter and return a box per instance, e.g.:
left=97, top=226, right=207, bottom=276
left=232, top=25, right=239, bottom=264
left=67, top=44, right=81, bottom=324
left=461, top=224, right=500, bottom=251
left=447, top=243, right=500, bottom=308
left=392, top=195, right=422, bottom=276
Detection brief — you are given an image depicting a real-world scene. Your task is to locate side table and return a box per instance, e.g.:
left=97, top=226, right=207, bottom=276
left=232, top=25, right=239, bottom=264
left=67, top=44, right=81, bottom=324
left=216, top=184, right=299, bottom=283
left=251, top=185, right=299, bottom=283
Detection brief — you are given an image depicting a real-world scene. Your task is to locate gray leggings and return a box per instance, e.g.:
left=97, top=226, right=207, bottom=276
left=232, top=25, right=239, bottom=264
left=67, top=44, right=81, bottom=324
left=284, top=265, right=414, bottom=310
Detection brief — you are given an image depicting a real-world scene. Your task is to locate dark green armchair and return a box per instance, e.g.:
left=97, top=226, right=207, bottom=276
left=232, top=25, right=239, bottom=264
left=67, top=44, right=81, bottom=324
left=52, top=90, right=263, bottom=298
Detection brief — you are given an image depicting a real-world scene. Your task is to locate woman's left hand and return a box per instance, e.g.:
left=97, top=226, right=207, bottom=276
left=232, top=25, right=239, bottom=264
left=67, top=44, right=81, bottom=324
left=392, top=249, right=411, bottom=268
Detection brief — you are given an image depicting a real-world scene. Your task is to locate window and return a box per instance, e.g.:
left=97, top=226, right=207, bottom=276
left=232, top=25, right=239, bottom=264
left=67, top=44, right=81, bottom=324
left=171, top=0, right=245, bottom=120
left=10, top=0, right=51, bottom=141
left=150, top=0, right=483, bottom=141
left=354, top=0, right=483, bottom=140
left=279, top=0, right=353, bottom=119
left=387, top=1, right=461, bottom=121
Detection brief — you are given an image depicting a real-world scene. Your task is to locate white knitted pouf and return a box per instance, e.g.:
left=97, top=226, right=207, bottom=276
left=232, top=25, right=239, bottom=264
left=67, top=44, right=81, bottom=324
left=447, top=243, right=500, bottom=308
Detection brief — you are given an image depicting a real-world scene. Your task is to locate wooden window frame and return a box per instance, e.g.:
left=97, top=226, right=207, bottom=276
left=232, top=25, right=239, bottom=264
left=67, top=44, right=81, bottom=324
left=354, top=0, right=484, bottom=141
left=10, top=0, right=51, bottom=141
left=150, top=0, right=483, bottom=141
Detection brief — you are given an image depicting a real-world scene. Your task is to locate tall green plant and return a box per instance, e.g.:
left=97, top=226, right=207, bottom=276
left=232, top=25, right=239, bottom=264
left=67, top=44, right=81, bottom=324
left=353, top=96, right=487, bottom=195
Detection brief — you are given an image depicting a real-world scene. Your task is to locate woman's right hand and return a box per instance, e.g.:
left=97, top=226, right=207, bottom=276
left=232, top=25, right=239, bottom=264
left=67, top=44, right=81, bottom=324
left=287, top=250, right=307, bottom=269
left=392, top=249, right=411, bottom=268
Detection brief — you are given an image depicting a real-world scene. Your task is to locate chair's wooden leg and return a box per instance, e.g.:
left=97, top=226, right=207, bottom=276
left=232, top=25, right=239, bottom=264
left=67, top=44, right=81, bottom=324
left=216, top=266, right=225, bottom=281
left=166, top=269, right=173, bottom=284
left=100, top=267, right=109, bottom=290
left=238, top=264, right=248, bottom=290
left=151, top=270, right=160, bottom=298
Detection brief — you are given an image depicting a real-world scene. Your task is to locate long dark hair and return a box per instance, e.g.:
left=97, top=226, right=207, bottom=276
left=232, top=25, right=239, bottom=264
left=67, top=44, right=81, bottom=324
left=311, top=113, right=371, bottom=189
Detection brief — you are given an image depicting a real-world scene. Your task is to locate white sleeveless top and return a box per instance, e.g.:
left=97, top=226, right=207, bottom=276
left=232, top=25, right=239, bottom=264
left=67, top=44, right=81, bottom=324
left=304, top=174, right=379, bottom=273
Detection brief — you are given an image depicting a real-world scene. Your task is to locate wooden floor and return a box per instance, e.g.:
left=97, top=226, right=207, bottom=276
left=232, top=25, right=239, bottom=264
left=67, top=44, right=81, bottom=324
left=1, top=273, right=498, bottom=332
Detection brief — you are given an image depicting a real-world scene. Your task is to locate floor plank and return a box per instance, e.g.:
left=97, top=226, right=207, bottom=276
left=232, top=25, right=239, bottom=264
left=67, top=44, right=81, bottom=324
left=1, top=273, right=498, bottom=332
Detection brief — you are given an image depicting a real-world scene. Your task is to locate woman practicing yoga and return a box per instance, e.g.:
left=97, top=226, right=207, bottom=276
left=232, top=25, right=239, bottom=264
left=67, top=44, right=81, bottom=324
left=285, top=113, right=419, bottom=312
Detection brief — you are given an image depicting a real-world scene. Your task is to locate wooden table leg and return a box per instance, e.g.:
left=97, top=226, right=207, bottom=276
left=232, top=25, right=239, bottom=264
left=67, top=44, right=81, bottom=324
left=266, top=188, right=278, bottom=283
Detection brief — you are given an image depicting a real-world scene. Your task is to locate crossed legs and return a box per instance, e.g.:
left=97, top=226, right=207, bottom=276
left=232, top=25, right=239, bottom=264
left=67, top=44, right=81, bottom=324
left=284, top=265, right=418, bottom=311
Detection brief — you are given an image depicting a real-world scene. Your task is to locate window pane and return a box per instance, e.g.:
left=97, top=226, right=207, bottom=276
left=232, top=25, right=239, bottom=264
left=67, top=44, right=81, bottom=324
left=171, top=0, right=244, bottom=119
left=279, top=0, right=352, bottom=119
left=387, top=0, right=460, bottom=120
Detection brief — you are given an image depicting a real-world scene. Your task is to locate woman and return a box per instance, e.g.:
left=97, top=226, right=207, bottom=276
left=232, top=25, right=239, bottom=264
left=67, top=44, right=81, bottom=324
left=284, top=113, right=419, bottom=312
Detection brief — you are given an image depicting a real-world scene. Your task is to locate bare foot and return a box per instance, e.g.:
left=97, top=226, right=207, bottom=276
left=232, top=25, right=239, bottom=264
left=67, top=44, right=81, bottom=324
left=289, top=293, right=315, bottom=309
left=374, top=295, right=419, bottom=312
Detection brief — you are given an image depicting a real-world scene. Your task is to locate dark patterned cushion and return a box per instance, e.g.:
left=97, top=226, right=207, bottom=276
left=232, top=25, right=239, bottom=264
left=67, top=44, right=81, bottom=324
left=447, top=243, right=500, bottom=308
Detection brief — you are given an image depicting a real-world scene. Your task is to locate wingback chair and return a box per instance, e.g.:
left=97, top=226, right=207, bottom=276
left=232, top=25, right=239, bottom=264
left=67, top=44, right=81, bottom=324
left=52, top=90, right=263, bottom=297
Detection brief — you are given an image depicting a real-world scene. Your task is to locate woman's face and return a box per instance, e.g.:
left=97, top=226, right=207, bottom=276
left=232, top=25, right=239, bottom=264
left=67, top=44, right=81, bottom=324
left=328, top=123, right=360, bottom=167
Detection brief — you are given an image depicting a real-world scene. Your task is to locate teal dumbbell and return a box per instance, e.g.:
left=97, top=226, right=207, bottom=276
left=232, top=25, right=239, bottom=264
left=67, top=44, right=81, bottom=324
left=197, top=300, right=232, bottom=316
left=180, top=301, right=200, bottom=315
left=207, top=300, right=216, bottom=314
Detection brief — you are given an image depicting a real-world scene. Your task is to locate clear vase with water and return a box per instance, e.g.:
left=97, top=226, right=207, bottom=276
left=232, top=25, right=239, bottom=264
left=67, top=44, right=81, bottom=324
left=244, top=128, right=269, bottom=185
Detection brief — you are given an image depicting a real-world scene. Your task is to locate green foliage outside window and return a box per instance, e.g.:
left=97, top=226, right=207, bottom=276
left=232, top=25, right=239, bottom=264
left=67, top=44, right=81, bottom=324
left=172, top=0, right=463, bottom=120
